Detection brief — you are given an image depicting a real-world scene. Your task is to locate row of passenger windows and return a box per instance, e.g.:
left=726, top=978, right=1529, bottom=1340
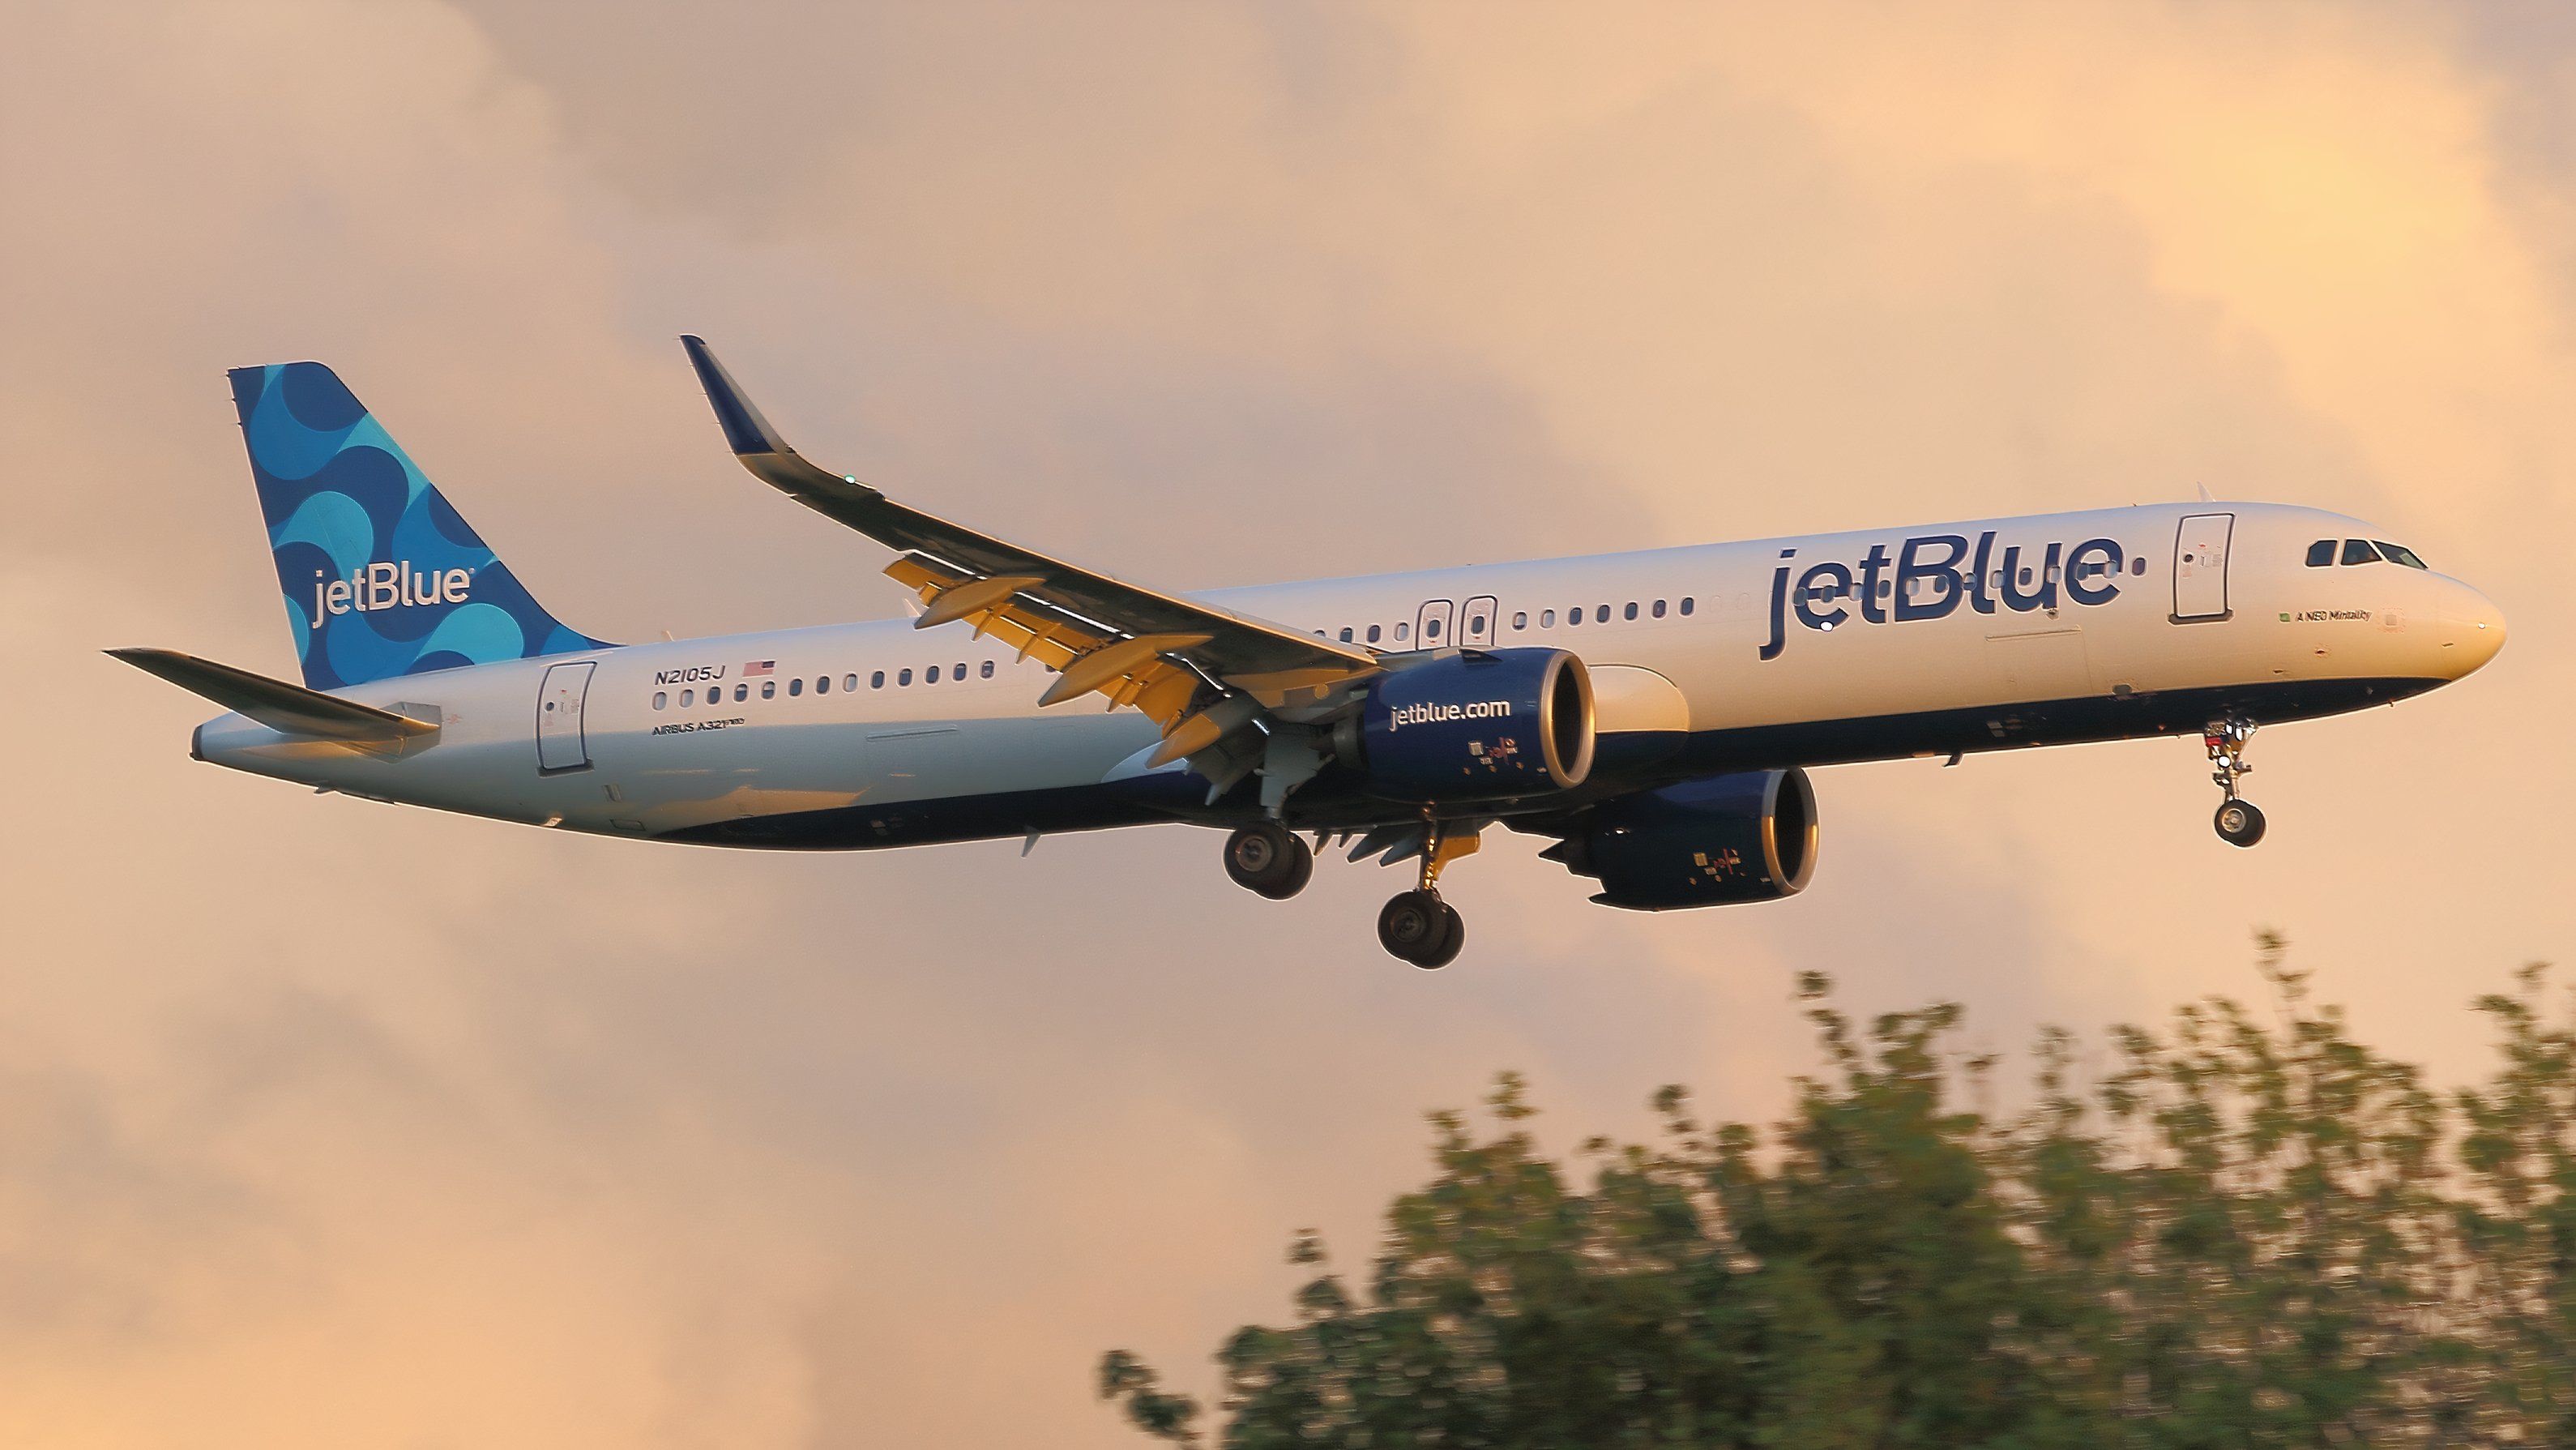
left=1318, top=597, right=1699, bottom=647
left=2305, top=538, right=2429, bottom=569
left=650, top=660, right=999, bottom=710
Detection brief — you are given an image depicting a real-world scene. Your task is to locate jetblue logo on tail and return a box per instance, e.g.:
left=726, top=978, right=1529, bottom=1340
left=229, top=361, right=610, bottom=690
left=311, top=562, right=475, bottom=626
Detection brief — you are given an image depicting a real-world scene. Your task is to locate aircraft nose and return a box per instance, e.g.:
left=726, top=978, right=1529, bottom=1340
left=2437, top=578, right=2506, bottom=678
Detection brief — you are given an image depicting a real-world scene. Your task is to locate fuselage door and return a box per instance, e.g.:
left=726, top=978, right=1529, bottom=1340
left=536, top=660, right=597, bottom=773
left=2172, top=512, right=2235, bottom=622
left=1413, top=598, right=1456, bottom=649
left=1459, top=595, right=1499, bottom=648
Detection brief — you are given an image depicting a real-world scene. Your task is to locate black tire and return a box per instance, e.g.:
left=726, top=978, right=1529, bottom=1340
left=1377, top=890, right=1451, bottom=964
left=1225, top=823, right=1313, bottom=899
left=1414, top=903, right=1465, bottom=969
left=2214, top=798, right=2267, bottom=848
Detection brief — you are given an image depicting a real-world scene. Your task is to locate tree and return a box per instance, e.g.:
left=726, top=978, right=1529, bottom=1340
left=1103, top=941, right=2576, bottom=1448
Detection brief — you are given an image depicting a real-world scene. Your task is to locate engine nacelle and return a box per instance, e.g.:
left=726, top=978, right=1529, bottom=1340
left=1352, top=648, right=1595, bottom=804
left=1548, top=768, right=1819, bottom=910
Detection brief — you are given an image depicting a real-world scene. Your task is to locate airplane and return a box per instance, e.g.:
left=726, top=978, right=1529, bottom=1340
left=113, top=340, right=2507, bottom=966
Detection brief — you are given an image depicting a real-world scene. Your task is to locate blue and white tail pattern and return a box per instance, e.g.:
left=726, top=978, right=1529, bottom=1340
left=228, top=361, right=611, bottom=691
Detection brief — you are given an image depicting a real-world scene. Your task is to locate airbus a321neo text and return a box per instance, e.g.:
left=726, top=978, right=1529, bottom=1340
left=115, top=340, right=2507, bottom=966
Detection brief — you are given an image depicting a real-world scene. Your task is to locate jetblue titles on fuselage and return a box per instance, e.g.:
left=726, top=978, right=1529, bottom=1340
left=1760, top=530, right=2128, bottom=659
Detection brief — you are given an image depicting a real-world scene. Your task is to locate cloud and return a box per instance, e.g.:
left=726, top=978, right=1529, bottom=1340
left=4, top=1, right=2574, bottom=1445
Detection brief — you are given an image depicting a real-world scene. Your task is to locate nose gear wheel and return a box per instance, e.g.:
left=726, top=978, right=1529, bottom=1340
left=2203, top=716, right=2265, bottom=847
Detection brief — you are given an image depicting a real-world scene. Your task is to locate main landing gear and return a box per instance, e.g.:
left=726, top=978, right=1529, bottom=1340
left=1223, top=821, right=1314, bottom=899
left=2204, top=716, right=2267, bottom=848
left=1220, top=818, right=1467, bottom=969
left=1377, top=821, right=1466, bottom=970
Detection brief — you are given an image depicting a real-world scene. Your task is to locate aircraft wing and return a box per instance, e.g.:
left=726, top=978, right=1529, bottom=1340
left=681, top=336, right=1380, bottom=773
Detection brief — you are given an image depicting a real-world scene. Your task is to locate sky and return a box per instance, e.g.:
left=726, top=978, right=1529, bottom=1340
left=3, top=2, right=2574, bottom=1444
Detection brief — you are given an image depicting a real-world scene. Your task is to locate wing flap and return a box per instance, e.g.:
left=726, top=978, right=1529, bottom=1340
left=682, top=334, right=1382, bottom=723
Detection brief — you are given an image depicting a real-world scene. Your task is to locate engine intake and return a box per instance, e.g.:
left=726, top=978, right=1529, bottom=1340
left=1353, top=648, right=1595, bottom=804
left=1547, top=768, right=1819, bottom=909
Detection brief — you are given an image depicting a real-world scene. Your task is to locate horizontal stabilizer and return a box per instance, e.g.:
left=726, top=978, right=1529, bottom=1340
left=108, top=648, right=438, bottom=746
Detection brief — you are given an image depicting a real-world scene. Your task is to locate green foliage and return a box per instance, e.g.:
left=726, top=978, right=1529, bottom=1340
left=1100, top=940, right=2576, bottom=1448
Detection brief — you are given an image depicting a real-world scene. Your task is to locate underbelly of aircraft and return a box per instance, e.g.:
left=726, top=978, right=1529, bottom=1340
left=654, top=675, right=2441, bottom=852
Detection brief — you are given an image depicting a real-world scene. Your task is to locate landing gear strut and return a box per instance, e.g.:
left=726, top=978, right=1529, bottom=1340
left=2204, top=716, right=2266, bottom=848
left=1224, top=821, right=1314, bottom=899
left=1377, top=820, right=1466, bottom=969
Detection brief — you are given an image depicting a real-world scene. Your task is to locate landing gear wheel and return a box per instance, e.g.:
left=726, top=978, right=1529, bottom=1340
left=2202, top=716, right=2266, bottom=849
left=1224, top=823, right=1314, bottom=899
left=1420, top=904, right=1465, bottom=969
left=2213, top=799, right=2267, bottom=848
left=1378, top=889, right=1461, bottom=968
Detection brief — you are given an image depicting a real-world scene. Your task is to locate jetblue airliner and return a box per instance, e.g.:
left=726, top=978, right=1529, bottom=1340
left=116, top=340, right=2506, bottom=965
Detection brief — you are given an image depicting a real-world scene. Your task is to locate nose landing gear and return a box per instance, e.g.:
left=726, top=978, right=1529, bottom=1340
left=2204, top=716, right=2267, bottom=848
left=1223, top=821, right=1314, bottom=899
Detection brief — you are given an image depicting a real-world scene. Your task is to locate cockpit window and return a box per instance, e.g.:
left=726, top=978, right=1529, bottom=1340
left=2305, top=539, right=2335, bottom=567
left=2342, top=538, right=2383, bottom=566
left=2375, top=541, right=2428, bottom=569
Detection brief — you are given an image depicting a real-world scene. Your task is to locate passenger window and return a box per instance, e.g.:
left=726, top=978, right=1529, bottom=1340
left=1467, top=613, right=1485, bottom=635
left=899, top=669, right=912, bottom=687
left=1512, top=611, right=1527, bottom=630
left=2343, top=538, right=2382, bottom=565
left=1567, top=608, right=1582, bottom=627
left=1425, top=618, right=1442, bottom=639
left=762, top=680, right=776, bottom=699
left=1651, top=599, right=1666, bottom=618
left=2018, top=567, right=2032, bottom=586
left=653, top=691, right=668, bottom=710
left=734, top=683, right=749, bottom=702
left=1680, top=597, right=1694, bottom=616
left=927, top=665, right=941, bottom=683
left=2131, top=557, right=2146, bottom=575
left=2376, top=541, right=2428, bottom=569
left=871, top=671, right=885, bottom=689
left=1541, top=609, right=1556, bottom=627
left=789, top=678, right=803, bottom=696
left=981, top=660, right=995, bottom=678
left=1624, top=601, right=1639, bottom=620
left=678, top=689, right=692, bottom=707
left=1339, top=627, right=1353, bottom=642
left=2305, top=539, right=2335, bottom=567
left=1367, top=624, right=1381, bottom=644
left=1395, top=622, right=1408, bottom=641
left=1596, top=605, right=1610, bottom=623
left=955, top=662, right=966, bottom=679
left=816, top=676, right=830, bottom=695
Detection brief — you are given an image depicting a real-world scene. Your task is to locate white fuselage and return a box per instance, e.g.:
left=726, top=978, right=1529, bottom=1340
left=191, top=502, right=2504, bottom=848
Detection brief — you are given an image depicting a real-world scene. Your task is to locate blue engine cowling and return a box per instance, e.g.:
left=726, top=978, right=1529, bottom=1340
left=1355, top=648, right=1596, bottom=803
left=1544, top=769, right=1819, bottom=909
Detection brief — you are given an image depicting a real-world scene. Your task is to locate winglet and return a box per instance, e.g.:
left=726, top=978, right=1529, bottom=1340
left=680, top=335, right=792, bottom=457
left=680, top=335, right=880, bottom=500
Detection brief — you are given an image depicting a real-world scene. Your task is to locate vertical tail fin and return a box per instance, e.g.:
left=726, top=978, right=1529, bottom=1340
left=228, top=362, right=612, bottom=691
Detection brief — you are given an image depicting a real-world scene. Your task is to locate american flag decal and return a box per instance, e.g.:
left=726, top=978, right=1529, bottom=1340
left=745, top=660, right=775, bottom=676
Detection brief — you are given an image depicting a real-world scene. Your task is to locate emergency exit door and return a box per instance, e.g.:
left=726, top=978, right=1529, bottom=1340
left=2172, top=513, right=2235, bottom=622
left=1460, top=595, right=1499, bottom=648
left=536, top=661, right=596, bottom=773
